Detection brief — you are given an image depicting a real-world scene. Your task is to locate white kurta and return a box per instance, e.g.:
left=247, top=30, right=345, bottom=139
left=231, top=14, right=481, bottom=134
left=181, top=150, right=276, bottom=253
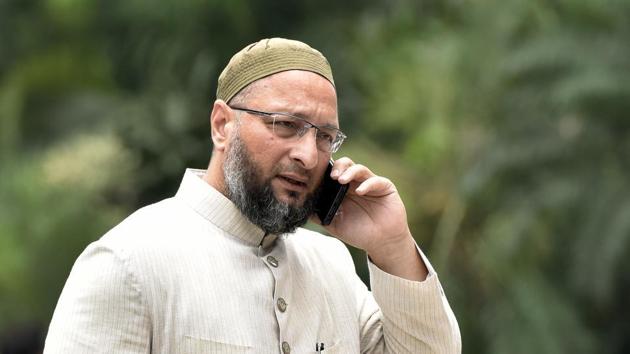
left=44, top=169, right=461, bottom=353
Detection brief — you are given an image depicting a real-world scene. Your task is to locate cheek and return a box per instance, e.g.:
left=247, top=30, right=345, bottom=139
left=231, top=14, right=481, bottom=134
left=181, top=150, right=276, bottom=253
left=243, top=133, right=285, bottom=171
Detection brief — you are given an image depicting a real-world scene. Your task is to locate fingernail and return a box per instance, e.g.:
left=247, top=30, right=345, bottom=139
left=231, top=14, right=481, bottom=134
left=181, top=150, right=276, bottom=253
left=331, top=169, right=339, bottom=178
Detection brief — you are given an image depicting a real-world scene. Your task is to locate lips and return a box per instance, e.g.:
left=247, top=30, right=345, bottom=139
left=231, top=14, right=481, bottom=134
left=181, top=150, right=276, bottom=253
left=276, top=174, right=309, bottom=191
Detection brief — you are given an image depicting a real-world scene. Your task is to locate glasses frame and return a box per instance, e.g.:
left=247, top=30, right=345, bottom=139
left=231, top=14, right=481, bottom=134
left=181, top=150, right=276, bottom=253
left=229, top=106, right=346, bottom=153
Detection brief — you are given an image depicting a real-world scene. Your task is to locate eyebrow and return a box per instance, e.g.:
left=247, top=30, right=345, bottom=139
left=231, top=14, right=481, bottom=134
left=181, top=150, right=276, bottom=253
left=281, top=110, right=340, bottom=130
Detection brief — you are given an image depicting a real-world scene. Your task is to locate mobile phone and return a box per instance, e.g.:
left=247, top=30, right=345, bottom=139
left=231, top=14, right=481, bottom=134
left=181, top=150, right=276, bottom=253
left=314, top=160, right=349, bottom=226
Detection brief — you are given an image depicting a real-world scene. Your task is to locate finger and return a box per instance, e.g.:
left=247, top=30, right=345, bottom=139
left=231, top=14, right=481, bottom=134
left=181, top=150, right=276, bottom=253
left=338, top=163, right=374, bottom=185
left=331, top=157, right=354, bottom=179
left=354, top=176, right=395, bottom=196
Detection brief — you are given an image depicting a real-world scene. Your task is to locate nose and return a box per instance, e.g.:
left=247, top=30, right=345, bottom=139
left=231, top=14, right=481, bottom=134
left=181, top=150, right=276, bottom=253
left=288, top=128, right=320, bottom=170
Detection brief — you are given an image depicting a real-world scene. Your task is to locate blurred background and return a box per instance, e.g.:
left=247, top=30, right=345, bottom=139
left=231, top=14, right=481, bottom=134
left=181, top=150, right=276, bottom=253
left=1, top=0, right=629, bottom=353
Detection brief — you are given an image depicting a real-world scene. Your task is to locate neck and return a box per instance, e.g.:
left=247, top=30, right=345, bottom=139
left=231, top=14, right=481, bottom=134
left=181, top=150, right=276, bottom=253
left=203, top=155, right=228, bottom=197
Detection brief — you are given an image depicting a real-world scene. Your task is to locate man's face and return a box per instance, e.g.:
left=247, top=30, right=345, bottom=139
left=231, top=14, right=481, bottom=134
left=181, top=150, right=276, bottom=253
left=228, top=70, right=338, bottom=205
left=223, top=70, right=338, bottom=233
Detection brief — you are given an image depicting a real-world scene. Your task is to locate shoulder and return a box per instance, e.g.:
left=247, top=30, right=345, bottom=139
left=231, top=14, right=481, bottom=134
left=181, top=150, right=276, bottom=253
left=72, top=197, right=203, bottom=289
left=82, top=197, right=202, bottom=271
left=99, top=197, right=193, bottom=247
left=111, top=197, right=186, bottom=233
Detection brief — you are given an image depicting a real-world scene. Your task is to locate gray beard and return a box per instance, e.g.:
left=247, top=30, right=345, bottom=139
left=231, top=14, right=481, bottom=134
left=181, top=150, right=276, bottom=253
left=223, top=133, right=318, bottom=235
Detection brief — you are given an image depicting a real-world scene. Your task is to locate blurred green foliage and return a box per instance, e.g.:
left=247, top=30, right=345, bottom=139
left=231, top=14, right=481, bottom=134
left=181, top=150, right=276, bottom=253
left=1, top=0, right=629, bottom=353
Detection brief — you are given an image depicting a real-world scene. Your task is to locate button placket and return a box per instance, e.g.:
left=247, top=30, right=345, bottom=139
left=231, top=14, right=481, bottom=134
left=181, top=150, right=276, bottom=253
left=260, top=243, right=291, bottom=354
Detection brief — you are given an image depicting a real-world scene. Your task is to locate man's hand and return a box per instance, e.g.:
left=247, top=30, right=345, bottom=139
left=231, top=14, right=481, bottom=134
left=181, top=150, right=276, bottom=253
left=318, top=157, right=428, bottom=281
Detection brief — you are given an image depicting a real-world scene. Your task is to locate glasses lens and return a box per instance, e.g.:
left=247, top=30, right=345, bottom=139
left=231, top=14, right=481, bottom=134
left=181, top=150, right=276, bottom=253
left=314, top=130, right=334, bottom=152
left=271, top=117, right=301, bottom=138
left=269, top=113, right=345, bottom=153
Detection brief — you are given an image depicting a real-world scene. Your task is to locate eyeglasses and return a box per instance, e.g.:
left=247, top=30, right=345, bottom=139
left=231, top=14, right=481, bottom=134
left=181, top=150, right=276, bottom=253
left=229, top=106, right=346, bottom=153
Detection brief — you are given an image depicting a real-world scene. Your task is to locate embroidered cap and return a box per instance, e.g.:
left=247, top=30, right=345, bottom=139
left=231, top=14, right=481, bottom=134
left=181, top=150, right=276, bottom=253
left=216, top=38, right=335, bottom=102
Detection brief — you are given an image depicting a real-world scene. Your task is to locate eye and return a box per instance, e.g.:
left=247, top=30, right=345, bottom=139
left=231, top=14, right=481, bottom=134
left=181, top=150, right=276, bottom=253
left=316, top=130, right=334, bottom=143
left=273, top=118, right=300, bottom=130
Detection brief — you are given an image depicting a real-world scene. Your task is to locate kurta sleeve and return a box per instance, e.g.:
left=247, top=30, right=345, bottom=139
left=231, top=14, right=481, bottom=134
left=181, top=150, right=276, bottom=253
left=357, top=248, right=461, bottom=354
left=44, top=243, right=151, bottom=354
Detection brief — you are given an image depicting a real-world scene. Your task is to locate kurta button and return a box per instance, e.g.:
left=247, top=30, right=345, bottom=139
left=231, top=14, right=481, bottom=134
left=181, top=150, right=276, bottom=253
left=277, top=297, right=287, bottom=312
left=267, top=255, right=279, bottom=268
left=282, top=341, right=291, bottom=354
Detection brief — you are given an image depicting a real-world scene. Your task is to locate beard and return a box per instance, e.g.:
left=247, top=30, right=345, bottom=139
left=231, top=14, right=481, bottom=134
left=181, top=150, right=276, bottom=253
left=223, top=132, right=320, bottom=235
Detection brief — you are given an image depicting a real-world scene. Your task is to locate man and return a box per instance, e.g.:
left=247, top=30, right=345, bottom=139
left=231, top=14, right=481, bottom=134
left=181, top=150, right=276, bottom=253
left=44, top=38, right=461, bottom=353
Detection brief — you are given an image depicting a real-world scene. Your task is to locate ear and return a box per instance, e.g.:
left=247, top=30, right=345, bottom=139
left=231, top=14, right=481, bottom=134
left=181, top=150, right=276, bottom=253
left=210, top=100, right=235, bottom=152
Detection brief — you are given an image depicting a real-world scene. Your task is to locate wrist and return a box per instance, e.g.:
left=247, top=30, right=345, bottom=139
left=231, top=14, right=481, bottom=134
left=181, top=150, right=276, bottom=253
left=366, top=228, right=413, bottom=259
left=368, top=232, right=413, bottom=263
left=367, top=232, right=428, bottom=281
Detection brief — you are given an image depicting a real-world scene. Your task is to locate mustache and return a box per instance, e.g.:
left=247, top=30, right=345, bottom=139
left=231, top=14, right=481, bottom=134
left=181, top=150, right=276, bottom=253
left=273, top=163, right=313, bottom=183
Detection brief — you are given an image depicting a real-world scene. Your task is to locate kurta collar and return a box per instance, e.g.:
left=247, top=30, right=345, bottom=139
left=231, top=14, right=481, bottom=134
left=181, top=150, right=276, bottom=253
left=175, top=168, right=269, bottom=247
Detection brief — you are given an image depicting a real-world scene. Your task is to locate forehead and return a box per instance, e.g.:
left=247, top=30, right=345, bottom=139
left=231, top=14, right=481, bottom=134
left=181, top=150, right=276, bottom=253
left=244, top=70, right=338, bottom=124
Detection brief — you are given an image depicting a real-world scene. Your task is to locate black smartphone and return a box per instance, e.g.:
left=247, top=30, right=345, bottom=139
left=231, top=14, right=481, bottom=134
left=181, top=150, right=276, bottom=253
left=314, top=160, right=349, bottom=226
